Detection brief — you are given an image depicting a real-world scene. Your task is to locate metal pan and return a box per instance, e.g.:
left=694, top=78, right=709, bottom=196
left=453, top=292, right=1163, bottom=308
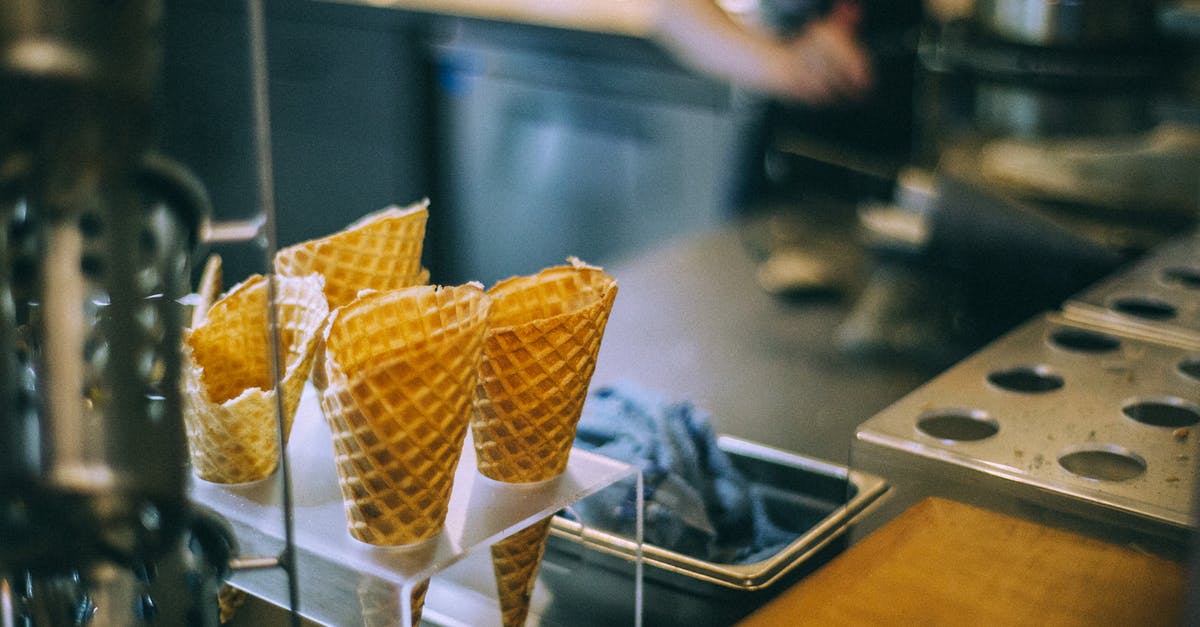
left=546, top=435, right=888, bottom=592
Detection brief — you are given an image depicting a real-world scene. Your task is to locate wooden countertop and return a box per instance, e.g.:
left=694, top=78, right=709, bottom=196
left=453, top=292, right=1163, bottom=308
left=738, top=497, right=1189, bottom=627
left=319, top=0, right=659, bottom=37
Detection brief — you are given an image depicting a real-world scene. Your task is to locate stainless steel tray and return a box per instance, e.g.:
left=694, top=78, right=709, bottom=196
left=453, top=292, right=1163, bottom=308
left=854, top=312, right=1199, bottom=550
left=547, top=435, right=888, bottom=592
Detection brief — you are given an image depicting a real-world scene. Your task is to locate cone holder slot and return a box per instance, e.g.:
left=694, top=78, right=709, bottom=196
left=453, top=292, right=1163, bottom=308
left=1063, top=233, right=1200, bottom=349
left=191, top=384, right=644, bottom=626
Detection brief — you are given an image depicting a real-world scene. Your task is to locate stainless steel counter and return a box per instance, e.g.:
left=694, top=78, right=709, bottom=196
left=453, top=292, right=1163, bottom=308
left=590, top=222, right=939, bottom=466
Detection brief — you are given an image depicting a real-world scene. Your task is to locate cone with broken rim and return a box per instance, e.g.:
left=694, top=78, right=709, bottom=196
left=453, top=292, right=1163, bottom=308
left=183, top=273, right=328, bottom=484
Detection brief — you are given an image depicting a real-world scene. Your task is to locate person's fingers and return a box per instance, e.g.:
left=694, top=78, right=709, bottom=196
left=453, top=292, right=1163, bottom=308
left=792, top=22, right=872, bottom=101
left=791, top=44, right=842, bottom=104
left=821, top=21, right=873, bottom=93
left=829, top=0, right=864, bottom=32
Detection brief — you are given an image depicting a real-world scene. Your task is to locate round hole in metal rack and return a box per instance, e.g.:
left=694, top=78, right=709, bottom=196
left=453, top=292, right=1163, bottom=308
left=987, top=365, right=1064, bottom=394
left=1122, top=396, right=1200, bottom=428
left=916, top=408, right=999, bottom=442
left=1179, top=357, right=1200, bottom=381
left=1047, top=328, right=1121, bottom=354
left=1160, top=266, right=1200, bottom=290
left=1108, top=295, right=1177, bottom=321
left=1058, top=444, right=1146, bottom=482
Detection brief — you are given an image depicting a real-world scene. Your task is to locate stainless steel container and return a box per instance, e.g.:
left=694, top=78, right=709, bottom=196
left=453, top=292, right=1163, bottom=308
left=540, top=436, right=889, bottom=626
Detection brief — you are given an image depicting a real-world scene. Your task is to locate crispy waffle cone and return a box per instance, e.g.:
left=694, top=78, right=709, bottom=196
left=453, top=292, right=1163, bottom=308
left=472, top=259, right=615, bottom=627
left=217, top=584, right=246, bottom=626
left=491, top=517, right=553, bottom=627
left=183, top=273, right=329, bottom=483
left=319, top=284, right=491, bottom=546
left=471, top=258, right=618, bottom=484
left=274, top=200, right=430, bottom=310
left=356, top=576, right=430, bottom=627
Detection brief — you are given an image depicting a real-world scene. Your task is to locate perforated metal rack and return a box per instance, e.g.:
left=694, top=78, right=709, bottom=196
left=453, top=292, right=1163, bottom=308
left=852, top=232, right=1200, bottom=556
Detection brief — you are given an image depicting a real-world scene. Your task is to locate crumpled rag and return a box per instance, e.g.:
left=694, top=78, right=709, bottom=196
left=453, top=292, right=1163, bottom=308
left=569, top=383, right=797, bottom=565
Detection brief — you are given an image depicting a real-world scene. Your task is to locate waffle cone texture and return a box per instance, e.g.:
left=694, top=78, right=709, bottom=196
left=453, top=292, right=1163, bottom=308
left=217, top=584, right=246, bottom=626
left=274, top=200, right=430, bottom=310
left=471, top=259, right=617, bottom=484
left=491, top=517, right=553, bottom=627
left=183, top=273, right=329, bottom=484
left=319, top=284, right=491, bottom=546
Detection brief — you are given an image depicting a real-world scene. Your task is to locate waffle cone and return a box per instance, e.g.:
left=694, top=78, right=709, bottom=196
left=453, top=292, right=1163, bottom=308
left=217, top=584, right=246, bottom=626
left=356, top=576, right=430, bottom=627
left=183, top=273, right=328, bottom=483
left=491, top=517, right=552, bottom=627
left=471, top=258, right=618, bottom=483
left=274, top=200, right=430, bottom=310
left=319, top=284, right=491, bottom=546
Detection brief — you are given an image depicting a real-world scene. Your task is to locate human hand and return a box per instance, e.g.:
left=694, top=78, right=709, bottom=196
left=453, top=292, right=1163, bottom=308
left=652, top=0, right=874, bottom=104
left=765, top=0, right=874, bottom=104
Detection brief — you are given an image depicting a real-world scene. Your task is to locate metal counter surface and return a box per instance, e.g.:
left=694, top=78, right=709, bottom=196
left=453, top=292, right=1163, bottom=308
left=589, top=223, right=938, bottom=467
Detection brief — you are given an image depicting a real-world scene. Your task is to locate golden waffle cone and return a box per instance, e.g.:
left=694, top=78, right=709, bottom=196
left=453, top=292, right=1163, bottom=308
left=471, top=258, right=618, bottom=484
left=472, top=259, right=615, bottom=627
left=319, top=284, right=491, bottom=546
left=356, top=576, right=430, bottom=627
left=183, top=273, right=329, bottom=483
left=274, top=200, right=430, bottom=310
left=491, top=517, right=553, bottom=627
left=216, top=584, right=246, bottom=626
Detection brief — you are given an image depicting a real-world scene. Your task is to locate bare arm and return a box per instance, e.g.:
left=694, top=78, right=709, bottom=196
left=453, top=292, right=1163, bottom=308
left=651, top=0, right=873, bottom=104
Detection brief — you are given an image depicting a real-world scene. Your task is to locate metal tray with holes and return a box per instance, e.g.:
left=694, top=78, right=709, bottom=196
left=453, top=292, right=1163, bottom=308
left=853, top=312, right=1199, bottom=548
left=1063, top=234, right=1200, bottom=348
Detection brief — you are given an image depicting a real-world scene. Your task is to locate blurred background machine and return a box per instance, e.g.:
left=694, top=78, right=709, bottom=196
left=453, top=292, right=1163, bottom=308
left=913, top=0, right=1198, bottom=231
left=0, top=1, right=239, bottom=624
left=763, top=0, right=1200, bottom=368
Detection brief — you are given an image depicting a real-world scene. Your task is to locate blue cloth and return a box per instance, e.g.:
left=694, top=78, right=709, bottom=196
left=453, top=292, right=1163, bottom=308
left=570, top=383, right=797, bottom=565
